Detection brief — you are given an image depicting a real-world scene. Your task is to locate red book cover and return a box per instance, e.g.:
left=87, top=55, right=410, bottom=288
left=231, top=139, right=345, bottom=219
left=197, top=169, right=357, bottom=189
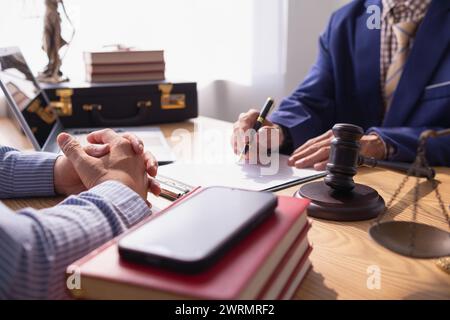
left=68, top=196, right=310, bottom=300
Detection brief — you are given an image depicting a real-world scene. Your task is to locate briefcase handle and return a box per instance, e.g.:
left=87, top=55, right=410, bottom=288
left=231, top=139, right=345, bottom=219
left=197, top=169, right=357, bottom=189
left=83, top=100, right=152, bottom=127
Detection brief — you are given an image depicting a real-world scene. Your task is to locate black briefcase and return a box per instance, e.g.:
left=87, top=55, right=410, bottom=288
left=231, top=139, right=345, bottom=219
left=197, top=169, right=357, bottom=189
left=42, top=81, right=198, bottom=128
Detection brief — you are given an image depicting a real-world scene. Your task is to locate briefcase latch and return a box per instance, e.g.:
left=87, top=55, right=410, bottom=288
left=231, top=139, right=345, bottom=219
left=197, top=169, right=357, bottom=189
left=137, top=100, right=152, bottom=108
left=158, top=84, right=186, bottom=110
left=82, top=104, right=102, bottom=112
left=49, top=89, right=73, bottom=117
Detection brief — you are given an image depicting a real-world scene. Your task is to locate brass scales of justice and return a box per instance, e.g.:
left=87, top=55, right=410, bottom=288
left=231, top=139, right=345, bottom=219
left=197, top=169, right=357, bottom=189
left=294, top=124, right=450, bottom=273
left=369, top=128, right=450, bottom=273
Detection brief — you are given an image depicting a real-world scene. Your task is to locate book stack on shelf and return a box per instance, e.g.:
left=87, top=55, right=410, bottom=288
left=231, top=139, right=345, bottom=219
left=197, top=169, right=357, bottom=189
left=83, top=49, right=165, bottom=83
left=67, top=195, right=313, bottom=300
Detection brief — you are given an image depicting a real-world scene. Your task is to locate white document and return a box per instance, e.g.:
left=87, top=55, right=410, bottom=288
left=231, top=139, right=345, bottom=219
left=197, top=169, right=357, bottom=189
left=157, top=154, right=324, bottom=191
left=132, top=131, right=176, bottom=164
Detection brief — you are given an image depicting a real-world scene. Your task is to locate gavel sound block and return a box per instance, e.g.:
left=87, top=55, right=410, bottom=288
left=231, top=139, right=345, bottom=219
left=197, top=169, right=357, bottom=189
left=295, top=124, right=385, bottom=221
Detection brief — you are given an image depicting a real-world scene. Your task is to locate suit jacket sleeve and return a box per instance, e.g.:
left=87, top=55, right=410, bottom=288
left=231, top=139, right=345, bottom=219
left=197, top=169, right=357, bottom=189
left=268, top=13, right=336, bottom=152
left=367, top=126, right=450, bottom=166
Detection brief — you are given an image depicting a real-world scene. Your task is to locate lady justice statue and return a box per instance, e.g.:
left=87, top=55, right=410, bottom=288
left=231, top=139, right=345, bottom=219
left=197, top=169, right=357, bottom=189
left=37, top=0, right=74, bottom=83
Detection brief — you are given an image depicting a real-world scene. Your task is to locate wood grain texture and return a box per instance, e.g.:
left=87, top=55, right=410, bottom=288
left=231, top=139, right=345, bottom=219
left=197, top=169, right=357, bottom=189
left=279, top=169, right=450, bottom=300
left=0, top=117, right=33, bottom=150
left=1, top=116, right=449, bottom=300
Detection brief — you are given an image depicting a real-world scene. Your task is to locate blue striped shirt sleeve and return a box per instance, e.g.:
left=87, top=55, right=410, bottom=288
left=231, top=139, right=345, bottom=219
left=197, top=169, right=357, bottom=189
left=0, top=146, right=58, bottom=198
left=0, top=146, right=152, bottom=299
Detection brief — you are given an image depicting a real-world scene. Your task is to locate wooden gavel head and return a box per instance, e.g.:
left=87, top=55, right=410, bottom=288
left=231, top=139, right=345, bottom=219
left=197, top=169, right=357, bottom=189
left=295, top=123, right=385, bottom=221
left=324, top=123, right=364, bottom=192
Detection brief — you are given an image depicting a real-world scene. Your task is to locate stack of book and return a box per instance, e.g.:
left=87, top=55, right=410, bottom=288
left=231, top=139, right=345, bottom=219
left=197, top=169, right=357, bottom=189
left=67, top=195, right=313, bottom=300
left=83, top=49, right=165, bottom=83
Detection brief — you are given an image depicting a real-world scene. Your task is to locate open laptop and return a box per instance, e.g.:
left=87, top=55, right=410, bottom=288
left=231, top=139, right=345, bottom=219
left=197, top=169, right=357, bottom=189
left=0, top=47, right=175, bottom=164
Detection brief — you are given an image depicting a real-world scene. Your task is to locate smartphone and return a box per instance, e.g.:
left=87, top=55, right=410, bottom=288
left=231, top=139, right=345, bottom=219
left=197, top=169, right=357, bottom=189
left=118, top=186, right=278, bottom=273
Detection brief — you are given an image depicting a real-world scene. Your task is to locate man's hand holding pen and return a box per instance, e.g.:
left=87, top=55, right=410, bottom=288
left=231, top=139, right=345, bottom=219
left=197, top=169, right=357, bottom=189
left=231, top=111, right=284, bottom=161
left=231, top=98, right=283, bottom=162
left=232, top=105, right=386, bottom=170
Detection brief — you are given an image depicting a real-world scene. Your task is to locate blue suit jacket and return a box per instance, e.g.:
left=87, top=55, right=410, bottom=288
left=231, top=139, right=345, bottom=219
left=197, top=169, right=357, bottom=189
left=269, top=0, right=450, bottom=166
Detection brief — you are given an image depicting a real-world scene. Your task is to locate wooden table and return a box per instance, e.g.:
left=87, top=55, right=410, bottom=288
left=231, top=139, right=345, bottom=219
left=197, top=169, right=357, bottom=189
left=1, top=116, right=449, bottom=299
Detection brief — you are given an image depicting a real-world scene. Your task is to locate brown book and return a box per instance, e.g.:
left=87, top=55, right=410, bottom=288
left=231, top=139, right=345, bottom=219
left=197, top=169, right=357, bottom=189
left=84, top=50, right=164, bottom=65
left=86, top=72, right=165, bottom=83
left=86, top=62, right=165, bottom=74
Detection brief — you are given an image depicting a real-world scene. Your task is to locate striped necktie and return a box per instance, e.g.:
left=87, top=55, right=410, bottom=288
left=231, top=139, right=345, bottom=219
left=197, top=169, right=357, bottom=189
left=384, top=21, right=419, bottom=109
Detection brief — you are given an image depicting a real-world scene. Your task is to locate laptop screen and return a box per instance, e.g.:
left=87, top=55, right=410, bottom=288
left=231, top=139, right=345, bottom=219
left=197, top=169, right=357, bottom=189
left=0, top=49, right=57, bottom=148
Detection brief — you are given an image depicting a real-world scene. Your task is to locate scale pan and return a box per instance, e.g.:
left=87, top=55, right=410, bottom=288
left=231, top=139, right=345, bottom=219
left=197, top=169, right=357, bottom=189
left=370, top=221, right=450, bottom=258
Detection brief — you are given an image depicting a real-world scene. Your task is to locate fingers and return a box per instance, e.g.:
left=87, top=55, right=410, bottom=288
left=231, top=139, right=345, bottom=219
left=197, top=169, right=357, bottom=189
left=238, top=109, right=260, bottom=130
left=57, top=133, right=99, bottom=184
left=231, top=109, right=260, bottom=155
left=83, top=144, right=110, bottom=158
left=237, top=125, right=281, bottom=164
left=294, top=146, right=330, bottom=169
left=57, top=133, right=89, bottom=164
left=231, top=108, right=279, bottom=158
left=88, top=130, right=146, bottom=156
left=122, top=132, right=144, bottom=155
left=288, top=137, right=332, bottom=165
left=86, top=129, right=120, bottom=145
left=256, top=125, right=282, bottom=151
left=237, top=108, right=274, bottom=128
left=231, top=134, right=239, bottom=155
left=288, top=130, right=333, bottom=166
left=144, top=151, right=158, bottom=177
left=291, top=130, right=333, bottom=156
left=148, top=176, right=161, bottom=196
left=314, top=160, right=328, bottom=171
left=87, top=130, right=158, bottom=187
left=231, top=126, right=246, bottom=155
left=231, top=127, right=251, bottom=156
left=360, top=134, right=386, bottom=159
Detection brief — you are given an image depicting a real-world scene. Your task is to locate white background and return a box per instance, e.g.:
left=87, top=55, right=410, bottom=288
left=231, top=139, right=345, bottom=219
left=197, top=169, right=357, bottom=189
left=0, top=0, right=348, bottom=121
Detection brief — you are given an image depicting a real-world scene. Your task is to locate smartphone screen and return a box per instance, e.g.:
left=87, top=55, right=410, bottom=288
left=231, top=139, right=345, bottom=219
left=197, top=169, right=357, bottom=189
left=119, top=186, right=277, bottom=273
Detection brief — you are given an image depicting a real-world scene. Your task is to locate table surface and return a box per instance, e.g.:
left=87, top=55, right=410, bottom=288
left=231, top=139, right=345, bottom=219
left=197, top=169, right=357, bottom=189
left=1, top=116, right=449, bottom=300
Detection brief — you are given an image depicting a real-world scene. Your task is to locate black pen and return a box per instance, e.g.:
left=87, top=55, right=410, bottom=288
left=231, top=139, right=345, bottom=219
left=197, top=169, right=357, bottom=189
left=238, top=97, right=275, bottom=161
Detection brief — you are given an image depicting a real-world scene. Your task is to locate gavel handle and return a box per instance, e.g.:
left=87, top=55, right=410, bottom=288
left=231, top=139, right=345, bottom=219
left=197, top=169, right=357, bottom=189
left=358, top=156, right=436, bottom=179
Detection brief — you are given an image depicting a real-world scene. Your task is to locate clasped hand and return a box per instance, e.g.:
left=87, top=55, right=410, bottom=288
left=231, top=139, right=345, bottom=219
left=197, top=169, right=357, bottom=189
left=54, top=129, right=161, bottom=201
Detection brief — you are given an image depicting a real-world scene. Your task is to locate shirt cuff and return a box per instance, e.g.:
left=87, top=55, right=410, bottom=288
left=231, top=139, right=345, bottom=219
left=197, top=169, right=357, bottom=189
left=87, top=181, right=151, bottom=228
left=273, top=123, right=294, bottom=154
left=12, top=151, right=59, bottom=197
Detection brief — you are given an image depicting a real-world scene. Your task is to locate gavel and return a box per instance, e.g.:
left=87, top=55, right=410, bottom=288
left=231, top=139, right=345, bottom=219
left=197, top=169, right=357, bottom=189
left=295, top=123, right=436, bottom=221
left=325, top=123, right=435, bottom=193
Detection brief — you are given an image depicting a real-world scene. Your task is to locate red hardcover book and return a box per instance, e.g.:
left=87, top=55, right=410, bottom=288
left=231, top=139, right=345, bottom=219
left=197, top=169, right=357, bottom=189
left=278, top=250, right=312, bottom=300
left=257, top=224, right=311, bottom=300
left=67, top=196, right=311, bottom=300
